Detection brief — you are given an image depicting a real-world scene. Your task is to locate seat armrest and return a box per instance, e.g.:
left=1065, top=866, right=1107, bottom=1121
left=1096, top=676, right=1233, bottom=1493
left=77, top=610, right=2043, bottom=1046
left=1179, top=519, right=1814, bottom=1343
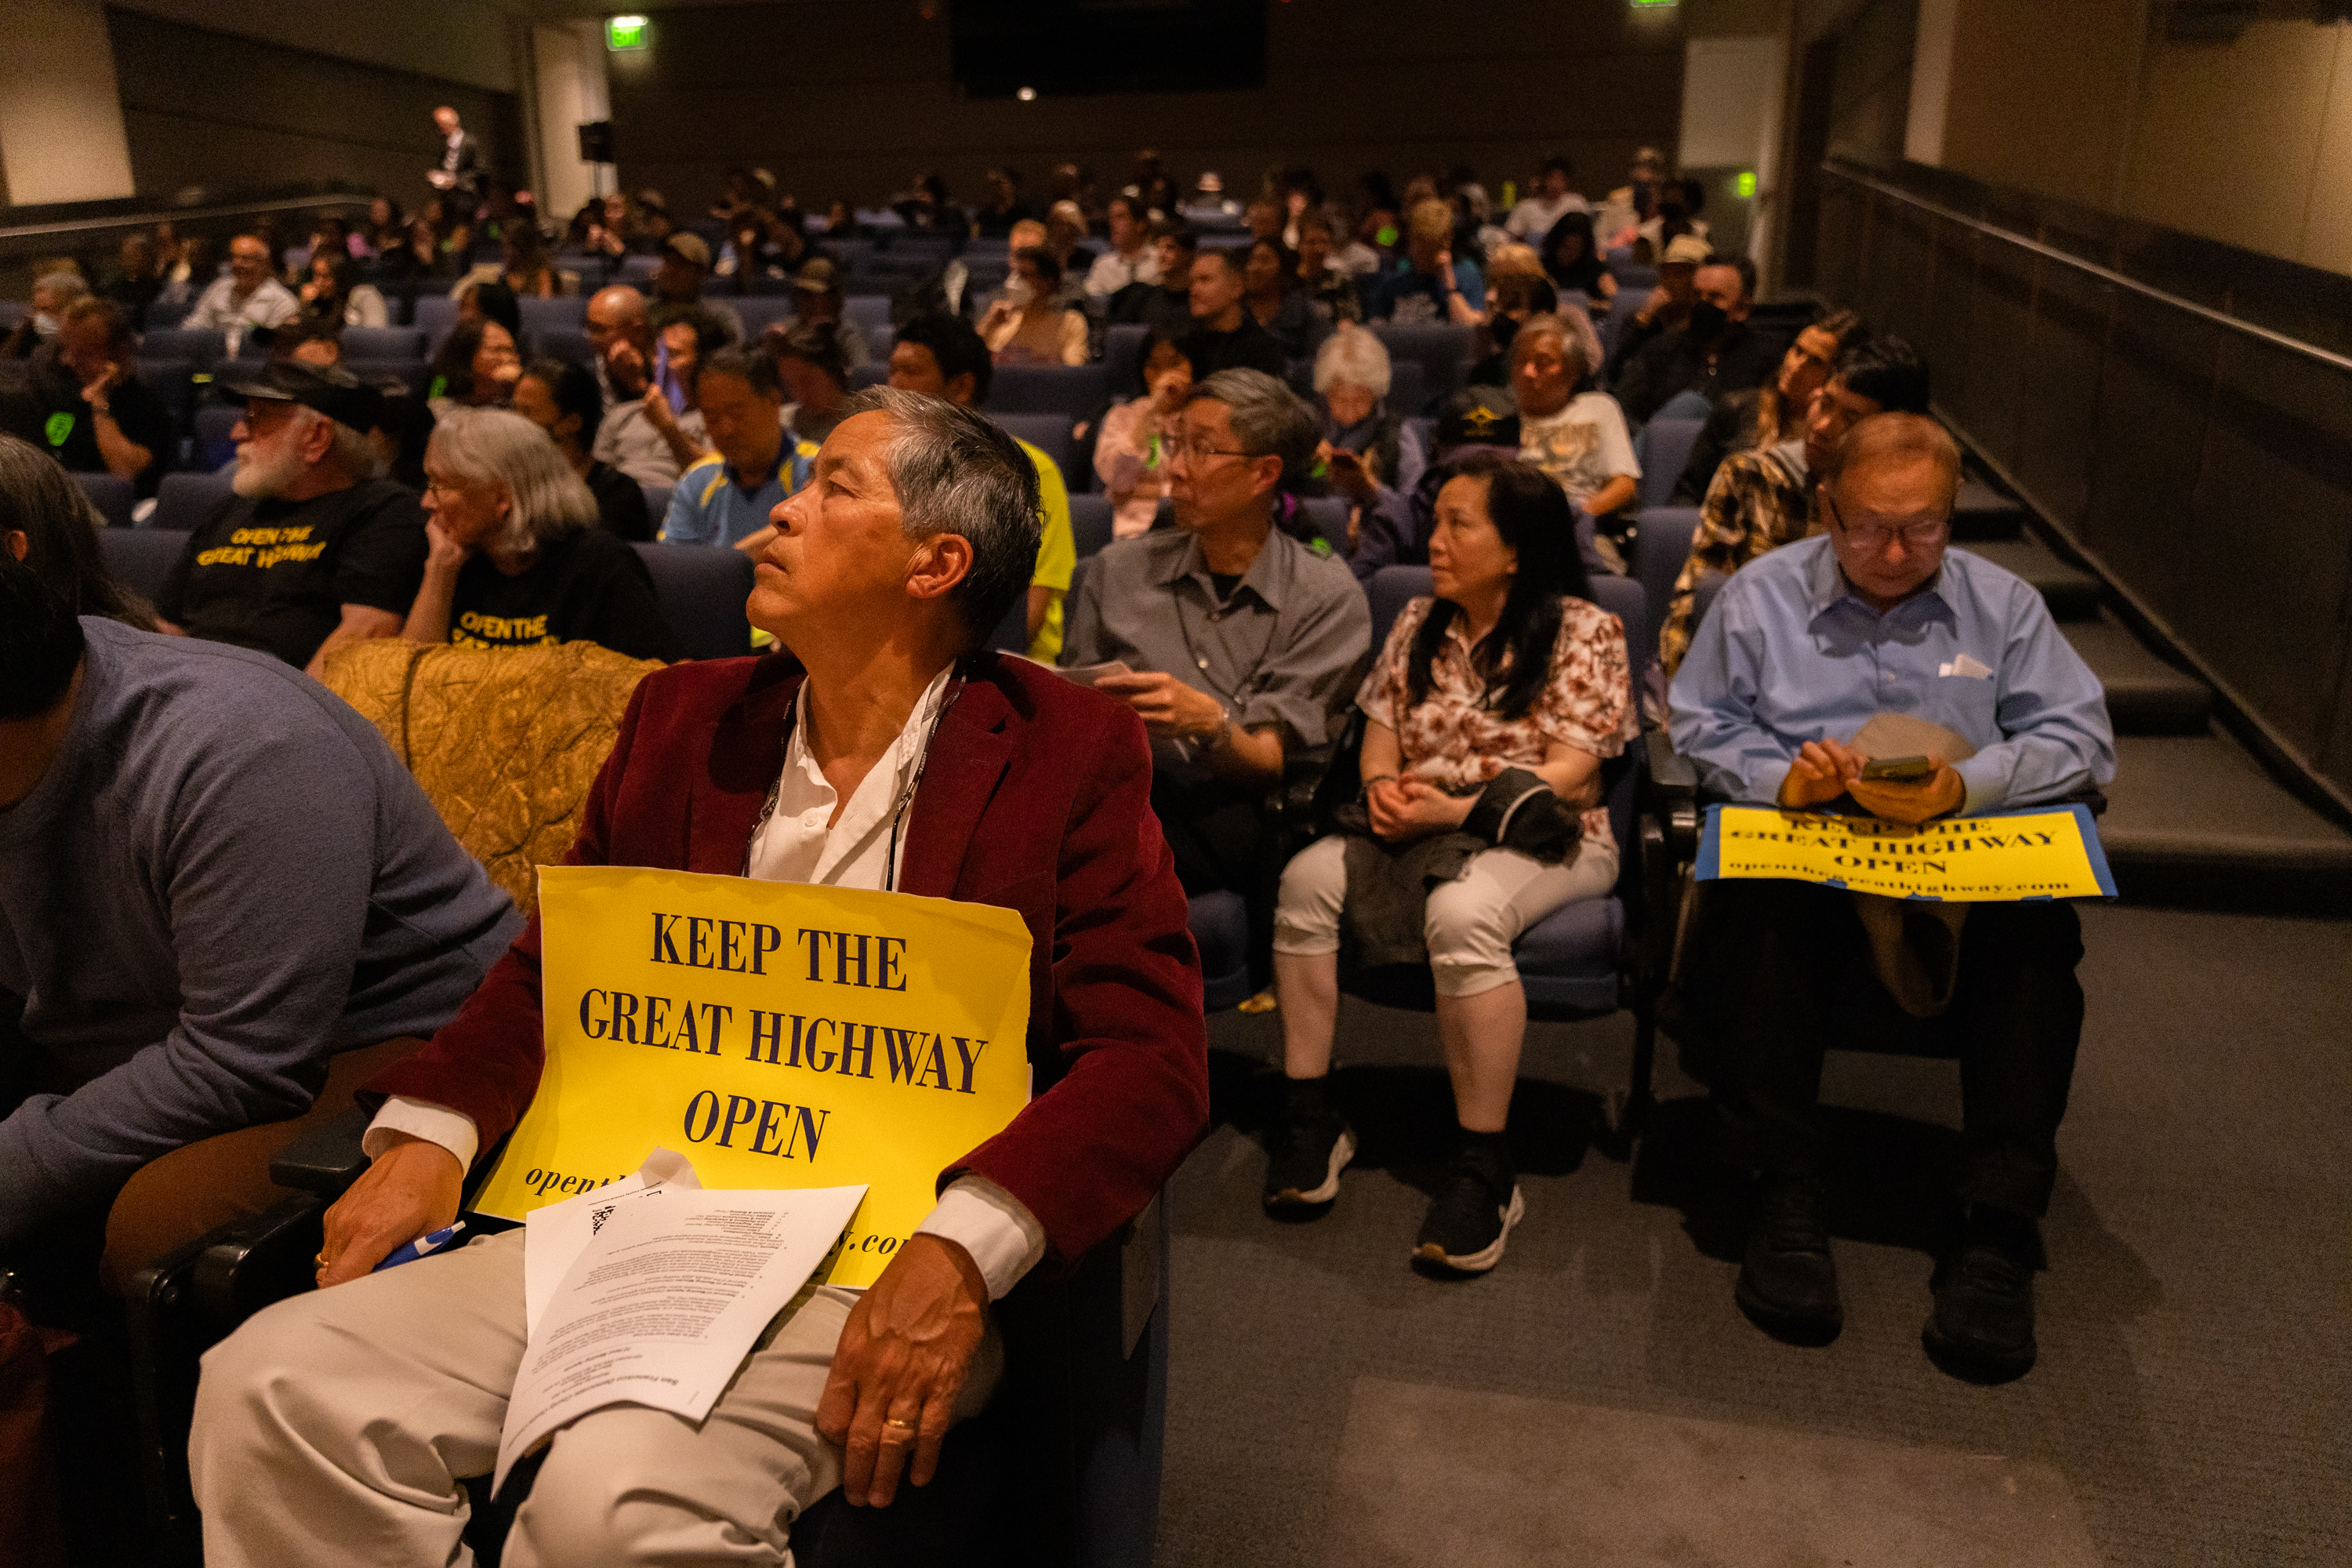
left=1640, top=730, right=1702, bottom=861
left=268, top=1104, right=374, bottom=1194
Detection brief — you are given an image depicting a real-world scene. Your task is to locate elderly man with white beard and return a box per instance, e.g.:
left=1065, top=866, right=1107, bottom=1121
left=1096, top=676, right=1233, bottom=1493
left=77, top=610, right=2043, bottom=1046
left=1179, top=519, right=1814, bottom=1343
left=154, top=361, right=427, bottom=677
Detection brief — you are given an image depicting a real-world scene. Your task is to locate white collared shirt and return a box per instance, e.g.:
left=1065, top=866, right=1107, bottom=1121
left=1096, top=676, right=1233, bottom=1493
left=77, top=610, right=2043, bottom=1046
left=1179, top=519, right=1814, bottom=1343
left=366, top=662, right=1049, bottom=1298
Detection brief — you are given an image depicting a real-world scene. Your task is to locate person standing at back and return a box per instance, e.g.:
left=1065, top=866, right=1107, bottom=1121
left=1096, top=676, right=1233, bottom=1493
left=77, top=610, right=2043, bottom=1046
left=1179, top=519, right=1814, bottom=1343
left=426, top=106, right=483, bottom=204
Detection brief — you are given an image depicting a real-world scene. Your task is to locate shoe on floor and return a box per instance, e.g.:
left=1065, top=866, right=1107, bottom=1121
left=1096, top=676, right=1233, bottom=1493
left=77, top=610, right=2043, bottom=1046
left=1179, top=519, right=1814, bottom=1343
left=1736, top=1174, right=1842, bottom=1345
left=1923, top=1206, right=2040, bottom=1383
left=1262, top=1089, right=1354, bottom=1211
left=1412, top=1149, right=1523, bottom=1274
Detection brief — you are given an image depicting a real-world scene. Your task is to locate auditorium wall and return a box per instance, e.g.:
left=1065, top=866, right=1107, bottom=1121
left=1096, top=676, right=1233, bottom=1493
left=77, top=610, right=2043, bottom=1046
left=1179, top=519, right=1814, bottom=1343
left=597, top=1, right=1686, bottom=221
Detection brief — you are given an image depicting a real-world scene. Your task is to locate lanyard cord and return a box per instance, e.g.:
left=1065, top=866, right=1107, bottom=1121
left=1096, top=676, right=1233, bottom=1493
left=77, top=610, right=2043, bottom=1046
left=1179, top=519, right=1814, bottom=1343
left=743, top=672, right=966, bottom=891
left=1173, top=570, right=1283, bottom=711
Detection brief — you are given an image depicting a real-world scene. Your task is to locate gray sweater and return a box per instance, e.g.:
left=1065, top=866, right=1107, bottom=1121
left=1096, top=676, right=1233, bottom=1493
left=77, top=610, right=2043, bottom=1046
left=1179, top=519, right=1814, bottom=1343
left=0, top=620, right=523, bottom=1245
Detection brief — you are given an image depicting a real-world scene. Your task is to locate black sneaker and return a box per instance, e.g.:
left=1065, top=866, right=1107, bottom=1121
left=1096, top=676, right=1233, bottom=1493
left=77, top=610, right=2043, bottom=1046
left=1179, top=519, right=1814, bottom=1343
left=1923, top=1207, right=2040, bottom=1383
left=1736, top=1175, right=1843, bottom=1345
left=1412, top=1150, right=1524, bottom=1274
left=1262, top=1094, right=1355, bottom=1212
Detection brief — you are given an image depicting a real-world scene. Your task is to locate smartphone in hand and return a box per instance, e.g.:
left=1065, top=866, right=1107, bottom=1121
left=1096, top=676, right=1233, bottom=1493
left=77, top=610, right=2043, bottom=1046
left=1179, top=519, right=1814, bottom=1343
left=1860, top=754, right=1933, bottom=782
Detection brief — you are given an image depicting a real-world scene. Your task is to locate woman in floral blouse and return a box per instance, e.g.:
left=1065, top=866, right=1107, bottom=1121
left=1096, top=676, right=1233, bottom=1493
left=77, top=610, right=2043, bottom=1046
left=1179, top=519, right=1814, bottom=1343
left=1263, top=456, right=1637, bottom=1274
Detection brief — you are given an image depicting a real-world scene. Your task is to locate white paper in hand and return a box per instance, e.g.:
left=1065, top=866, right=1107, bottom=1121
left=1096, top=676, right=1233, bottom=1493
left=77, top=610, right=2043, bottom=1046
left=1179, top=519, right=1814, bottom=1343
left=495, top=1181, right=866, bottom=1492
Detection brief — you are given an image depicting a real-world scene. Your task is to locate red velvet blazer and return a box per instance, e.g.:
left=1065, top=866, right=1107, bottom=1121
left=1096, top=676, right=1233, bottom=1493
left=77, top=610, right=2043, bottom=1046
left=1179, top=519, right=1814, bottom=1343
left=368, top=651, right=1211, bottom=1269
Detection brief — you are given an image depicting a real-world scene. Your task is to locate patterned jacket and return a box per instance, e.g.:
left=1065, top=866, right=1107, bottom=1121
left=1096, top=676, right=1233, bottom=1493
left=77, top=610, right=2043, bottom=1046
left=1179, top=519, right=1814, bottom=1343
left=1657, top=439, right=1813, bottom=676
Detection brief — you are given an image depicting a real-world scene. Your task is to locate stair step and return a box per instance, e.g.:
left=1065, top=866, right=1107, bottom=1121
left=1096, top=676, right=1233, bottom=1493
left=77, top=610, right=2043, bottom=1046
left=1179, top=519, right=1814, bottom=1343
left=2065, top=614, right=2212, bottom=735
left=1952, top=477, right=2024, bottom=540
left=2099, top=731, right=2352, bottom=912
left=1965, top=536, right=2103, bottom=620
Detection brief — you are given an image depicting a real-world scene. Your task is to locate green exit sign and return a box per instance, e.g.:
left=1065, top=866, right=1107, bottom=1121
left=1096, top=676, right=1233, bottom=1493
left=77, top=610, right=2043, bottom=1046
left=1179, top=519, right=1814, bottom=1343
left=606, top=15, right=648, bottom=50
left=1630, top=0, right=1679, bottom=8
left=1736, top=170, right=1757, bottom=198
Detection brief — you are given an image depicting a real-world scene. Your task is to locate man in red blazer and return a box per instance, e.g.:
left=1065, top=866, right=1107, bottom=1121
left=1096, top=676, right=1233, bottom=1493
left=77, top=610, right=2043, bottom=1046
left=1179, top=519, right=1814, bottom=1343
left=191, top=391, right=1210, bottom=1566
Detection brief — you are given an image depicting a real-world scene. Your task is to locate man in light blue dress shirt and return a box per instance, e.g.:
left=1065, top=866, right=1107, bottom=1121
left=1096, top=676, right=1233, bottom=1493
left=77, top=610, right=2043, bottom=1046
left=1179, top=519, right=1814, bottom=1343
left=1668, top=412, right=2114, bottom=1383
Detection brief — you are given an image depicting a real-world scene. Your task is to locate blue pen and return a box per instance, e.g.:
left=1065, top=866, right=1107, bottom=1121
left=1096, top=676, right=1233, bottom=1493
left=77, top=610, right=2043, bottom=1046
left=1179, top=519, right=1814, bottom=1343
left=372, top=1221, right=466, bottom=1272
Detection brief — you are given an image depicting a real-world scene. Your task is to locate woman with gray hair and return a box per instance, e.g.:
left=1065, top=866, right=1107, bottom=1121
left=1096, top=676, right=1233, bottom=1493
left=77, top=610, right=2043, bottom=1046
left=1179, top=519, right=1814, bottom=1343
left=401, top=406, right=682, bottom=661
left=1311, top=323, right=1406, bottom=507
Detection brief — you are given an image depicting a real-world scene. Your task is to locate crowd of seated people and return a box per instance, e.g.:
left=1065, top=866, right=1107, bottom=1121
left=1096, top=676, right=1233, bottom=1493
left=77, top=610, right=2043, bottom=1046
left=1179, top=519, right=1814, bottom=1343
left=0, top=134, right=2129, bottom=1561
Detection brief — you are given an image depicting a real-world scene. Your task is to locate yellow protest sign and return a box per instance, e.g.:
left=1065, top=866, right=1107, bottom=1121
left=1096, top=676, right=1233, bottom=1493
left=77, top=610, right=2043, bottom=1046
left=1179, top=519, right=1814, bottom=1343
left=1696, top=804, right=2116, bottom=902
left=471, top=866, right=1033, bottom=1287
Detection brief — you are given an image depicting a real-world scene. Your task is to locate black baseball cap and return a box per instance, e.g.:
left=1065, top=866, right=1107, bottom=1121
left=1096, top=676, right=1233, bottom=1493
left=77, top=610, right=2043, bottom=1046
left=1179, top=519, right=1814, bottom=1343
left=218, top=360, right=383, bottom=433
left=1434, top=387, right=1519, bottom=453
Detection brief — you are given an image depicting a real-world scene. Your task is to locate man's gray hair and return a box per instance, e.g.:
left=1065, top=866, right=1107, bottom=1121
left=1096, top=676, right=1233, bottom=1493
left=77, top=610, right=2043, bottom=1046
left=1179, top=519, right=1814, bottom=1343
left=1312, top=326, right=1392, bottom=400
left=1508, top=313, right=1585, bottom=380
left=426, top=407, right=598, bottom=554
left=297, top=405, right=379, bottom=479
left=1187, top=368, right=1319, bottom=488
left=844, top=387, right=1040, bottom=648
left=32, top=271, right=89, bottom=308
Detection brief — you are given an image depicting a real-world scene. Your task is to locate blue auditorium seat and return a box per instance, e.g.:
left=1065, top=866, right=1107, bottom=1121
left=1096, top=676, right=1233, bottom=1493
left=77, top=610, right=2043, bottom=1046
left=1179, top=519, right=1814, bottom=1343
left=1636, top=416, right=1704, bottom=510
left=515, top=296, right=584, bottom=339
left=340, top=326, right=428, bottom=360
left=989, top=413, right=1077, bottom=484
left=632, top=543, right=754, bottom=660
left=617, top=255, right=662, bottom=287
left=848, top=363, right=889, bottom=391
left=136, top=328, right=224, bottom=368
left=1103, top=324, right=1149, bottom=396
left=71, top=472, right=135, bottom=531
left=1188, top=890, right=1256, bottom=1011
left=535, top=329, right=595, bottom=367
left=1069, top=494, right=1116, bottom=559
left=989, top=365, right=1111, bottom=419
left=344, top=358, right=430, bottom=398
left=1598, top=292, right=1646, bottom=358
left=1367, top=323, right=1472, bottom=405
left=411, top=295, right=460, bottom=338
left=1628, top=506, right=1700, bottom=648
left=843, top=295, right=892, bottom=343
left=132, top=357, right=198, bottom=440
left=191, top=406, right=242, bottom=470
left=640, top=483, right=673, bottom=532
left=99, top=526, right=190, bottom=601
left=725, top=296, right=802, bottom=338
left=153, top=471, right=233, bottom=532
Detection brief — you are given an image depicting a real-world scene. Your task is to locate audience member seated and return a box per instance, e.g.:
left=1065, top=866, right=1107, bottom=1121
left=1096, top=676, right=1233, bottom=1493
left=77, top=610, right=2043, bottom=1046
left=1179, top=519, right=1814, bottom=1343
left=786, top=258, right=872, bottom=368
left=973, top=164, right=1036, bottom=235
left=890, top=170, right=967, bottom=234
left=649, top=232, right=745, bottom=347
left=1094, top=325, right=1195, bottom=540
left=1508, top=314, right=1638, bottom=568
left=426, top=316, right=522, bottom=414
left=1044, top=200, right=1097, bottom=278
left=1264, top=456, right=1632, bottom=1269
left=1674, top=307, right=1867, bottom=504
left=980, top=246, right=1090, bottom=367
left=1465, top=272, right=1568, bottom=390
left=379, top=216, right=454, bottom=289
left=0, top=526, right=517, bottom=1309
left=265, top=318, right=347, bottom=370
left=1611, top=256, right=1778, bottom=426
left=1063, top=368, right=1371, bottom=905
left=1108, top=222, right=1198, bottom=334
left=1294, top=209, right=1363, bottom=325
left=1539, top=209, right=1614, bottom=305
left=190, top=389, right=1210, bottom=1566
left=2, top=271, right=87, bottom=360
left=715, top=205, right=801, bottom=289
left=1243, top=238, right=1317, bottom=359
left=0, top=435, right=158, bottom=626
left=100, top=233, right=165, bottom=325
left=454, top=280, right=524, bottom=347
left=1658, top=335, right=1928, bottom=675
left=361, top=197, right=405, bottom=258
left=296, top=251, right=390, bottom=329
left=1506, top=156, right=1589, bottom=241
left=1365, top=200, right=1482, bottom=326
left=659, top=344, right=815, bottom=551
left=1348, top=387, right=1520, bottom=583
left=886, top=314, right=1078, bottom=660
left=1312, top=324, right=1406, bottom=515
left=154, top=363, right=424, bottom=678
left=511, top=358, right=653, bottom=542
left=1178, top=250, right=1287, bottom=379
left=401, top=407, right=681, bottom=662
left=586, top=285, right=701, bottom=485
left=181, top=233, right=300, bottom=339
left=771, top=319, right=856, bottom=445
left=29, top=298, right=173, bottom=499
left=1602, top=233, right=1710, bottom=381
left=1084, top=194, right=1162, bottom=301
left=1665, top=414, right=2114, bottom=1381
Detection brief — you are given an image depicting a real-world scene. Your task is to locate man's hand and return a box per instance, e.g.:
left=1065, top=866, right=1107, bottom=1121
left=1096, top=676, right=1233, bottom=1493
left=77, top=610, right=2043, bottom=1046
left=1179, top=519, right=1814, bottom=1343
left=423, top=519, right=472, bottom=575
left=1094, top=671, right=1224, bottom=739
left=816, top=1233, right=988, bottom=1508
left=317, top=1134, right=462, bottom=1287
left=1777, top=738, right=1867, bottom=811
left=1849, top=759, right=1965, bottom=825
left=641, top=384, right=681, bottom=436
left=79, top=361, right=122, bottom=409
left=606, top=339, right=650, bottom=398
left=1323, top=446, right=1377, bottom=504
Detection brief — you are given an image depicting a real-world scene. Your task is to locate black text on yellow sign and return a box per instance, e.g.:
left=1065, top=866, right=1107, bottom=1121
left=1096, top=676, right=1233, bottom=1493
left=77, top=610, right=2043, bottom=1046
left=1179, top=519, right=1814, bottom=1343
left=474, top=866, right=1033, bottom=1287
left=1698, top=804, right=2115, bottom=902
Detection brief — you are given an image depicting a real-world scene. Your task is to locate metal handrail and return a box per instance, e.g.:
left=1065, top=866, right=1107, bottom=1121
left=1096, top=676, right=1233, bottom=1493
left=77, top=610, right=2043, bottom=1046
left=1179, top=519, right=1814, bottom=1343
left=1824, top=164, right=2352, bottom=378
left=0, top=192, right=372, bottom=245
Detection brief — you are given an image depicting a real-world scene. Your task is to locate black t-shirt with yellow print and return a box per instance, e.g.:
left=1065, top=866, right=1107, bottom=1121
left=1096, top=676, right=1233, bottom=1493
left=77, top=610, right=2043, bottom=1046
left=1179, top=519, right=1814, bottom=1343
left=158, top=478, right=427, bottom=668
left=445, top=525, right=683, bottom=663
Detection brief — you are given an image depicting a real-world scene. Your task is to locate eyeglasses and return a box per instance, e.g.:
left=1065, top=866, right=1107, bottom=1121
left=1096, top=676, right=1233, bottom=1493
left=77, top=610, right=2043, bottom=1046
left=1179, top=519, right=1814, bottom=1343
left=1824, top=494, right=1949, bottom=550
left=1166, top=437, right=1256, bottom=468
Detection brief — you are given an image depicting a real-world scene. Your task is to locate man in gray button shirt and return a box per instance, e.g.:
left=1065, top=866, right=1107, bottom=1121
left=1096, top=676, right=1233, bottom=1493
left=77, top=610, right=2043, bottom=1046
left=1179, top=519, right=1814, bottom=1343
left=1064, top=368, right=1371, bottom=897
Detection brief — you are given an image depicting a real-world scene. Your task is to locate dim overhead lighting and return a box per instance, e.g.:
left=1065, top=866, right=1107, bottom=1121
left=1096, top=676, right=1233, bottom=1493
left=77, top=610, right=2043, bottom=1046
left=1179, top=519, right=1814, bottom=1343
left=1017, top=85, right=1038, bottom=102
left=606, top=15, right=648, bottom=51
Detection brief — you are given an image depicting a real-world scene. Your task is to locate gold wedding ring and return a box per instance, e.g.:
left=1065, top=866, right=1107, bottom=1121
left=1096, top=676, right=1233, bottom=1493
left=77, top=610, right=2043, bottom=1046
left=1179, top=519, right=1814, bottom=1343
left=882, top=1417, right=916, bottom=1432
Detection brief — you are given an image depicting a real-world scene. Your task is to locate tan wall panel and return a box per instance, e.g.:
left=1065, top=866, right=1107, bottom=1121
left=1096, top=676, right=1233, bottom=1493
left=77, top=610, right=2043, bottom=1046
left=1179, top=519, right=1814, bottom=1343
left=1936, top=0, right=2138, bottom=210
left=2294, top=25, right=2352, bottom=276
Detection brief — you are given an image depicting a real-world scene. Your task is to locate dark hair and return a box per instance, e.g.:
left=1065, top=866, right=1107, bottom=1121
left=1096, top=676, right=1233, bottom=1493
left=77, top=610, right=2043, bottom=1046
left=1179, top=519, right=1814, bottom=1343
left=1490, top=273, right=1558, bottom=317
left=465, top=281, right=522, bottom=340
left=1541, top=210, right=1606, bottom=294
left=522, top=356, right=604, bottom=448
left=1405, top=456, right=1592, bottom=722
left=1835, top=333, right=1929, bottom=415
left=891, top=312, right=993, bottom=405
left=0, top=550, right=85, bottom=720
left=767, top=321, right=848, bottom=390
left=700, top=343, right=783, bottom=400
left=1811, top=305, right=1867, bottom=347
left=1012, top=244, right=1062, bottom=287
left=1246, top=238, right=1297, bottom=292
left=432, top=317, right=514, bottom=405
left=1134, top=325, right=1191, bottom=395
left=1106, top=193, right=1142, bottom=225
left=307, top=249, right=357, bottom=303
left=60, top=296, right=136, bottom=358
left=1152, top=220, right=1200, bottom=255
left=657, top=304, right=731, bottom=359
left=1541, top=154, right=1574, bottom=180
left=1196, top=248, right=1246, bottom=282
left=269, top=318, right=344, bottom=361
left=1705, top=253, right=1758, bottom=302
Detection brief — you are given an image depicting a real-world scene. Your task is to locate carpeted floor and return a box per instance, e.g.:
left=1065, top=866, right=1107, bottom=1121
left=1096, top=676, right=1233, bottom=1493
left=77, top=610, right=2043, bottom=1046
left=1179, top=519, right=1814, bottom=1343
left=1152, top=903, right=2352, bottom=1566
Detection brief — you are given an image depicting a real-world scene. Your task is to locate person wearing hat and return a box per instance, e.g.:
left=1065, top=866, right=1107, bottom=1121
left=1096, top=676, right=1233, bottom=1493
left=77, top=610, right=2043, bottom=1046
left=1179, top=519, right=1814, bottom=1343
left=1605, top=231, right=1713, bottom=383
left=785, top=256, right=871, bottom=368
left=1347, top=386, right=1524, bottom=584
left=153, top=361, right=428, bottom=677
left=650, top=231, right=746, bottom=348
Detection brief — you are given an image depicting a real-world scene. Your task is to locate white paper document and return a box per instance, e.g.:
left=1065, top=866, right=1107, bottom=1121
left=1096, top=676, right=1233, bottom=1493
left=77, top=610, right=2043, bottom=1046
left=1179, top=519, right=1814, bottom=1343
left=495, top=1174, right=866, bottom=1490
left=521, top=1146, right=703, bottom=1335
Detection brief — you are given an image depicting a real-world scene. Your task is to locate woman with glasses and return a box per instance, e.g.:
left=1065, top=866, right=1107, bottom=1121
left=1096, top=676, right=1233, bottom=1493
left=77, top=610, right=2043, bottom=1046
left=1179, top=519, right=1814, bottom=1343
left=1261, top=456, right=1635, bottom=1276
left=402, top=408, right=681, bottom=662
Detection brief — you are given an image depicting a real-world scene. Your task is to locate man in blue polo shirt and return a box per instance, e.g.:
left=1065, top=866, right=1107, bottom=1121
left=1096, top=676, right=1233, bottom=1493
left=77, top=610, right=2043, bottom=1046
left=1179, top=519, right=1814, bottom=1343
left=1668, top=412, right=2113, bottom=1383
left=659, top=346, right=816, bottom=550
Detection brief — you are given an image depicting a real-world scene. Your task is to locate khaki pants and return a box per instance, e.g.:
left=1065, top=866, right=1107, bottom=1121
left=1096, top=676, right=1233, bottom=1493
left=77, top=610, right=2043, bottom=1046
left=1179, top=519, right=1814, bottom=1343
left=190, top=1228, right=1002, bottom=1566
left=100, top=1035, right=428, bottom=1296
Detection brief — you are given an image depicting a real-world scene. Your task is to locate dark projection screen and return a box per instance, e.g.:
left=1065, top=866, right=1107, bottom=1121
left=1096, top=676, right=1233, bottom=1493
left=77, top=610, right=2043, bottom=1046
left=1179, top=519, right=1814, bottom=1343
left=951, top=0, right=1269, bottom=97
